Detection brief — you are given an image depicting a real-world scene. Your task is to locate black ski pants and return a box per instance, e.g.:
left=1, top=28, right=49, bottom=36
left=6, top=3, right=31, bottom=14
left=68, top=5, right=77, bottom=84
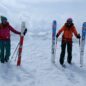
left=60, top=40, right=72, bottom=65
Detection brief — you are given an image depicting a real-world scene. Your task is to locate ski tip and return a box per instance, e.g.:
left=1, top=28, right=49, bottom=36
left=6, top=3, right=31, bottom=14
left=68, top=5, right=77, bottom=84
left=53, top=20, right=57, bottom=24
left=83, top=22, right=86, bottom=28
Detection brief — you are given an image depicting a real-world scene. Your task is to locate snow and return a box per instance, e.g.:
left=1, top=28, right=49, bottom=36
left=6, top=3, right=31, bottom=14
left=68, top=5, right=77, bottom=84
left=0, top=34, right=86, bottom=86
left=0, top=0, right=86, bottom=86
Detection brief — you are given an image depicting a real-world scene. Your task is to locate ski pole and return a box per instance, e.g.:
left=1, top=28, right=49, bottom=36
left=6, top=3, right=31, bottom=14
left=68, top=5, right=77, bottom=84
left=14, top=49, right=19, bottom=61
left=10, top=42, right=19, bottom=60
left=56, top=37, right=58, bottom=48
left=79, top=38, right=80, bottom=46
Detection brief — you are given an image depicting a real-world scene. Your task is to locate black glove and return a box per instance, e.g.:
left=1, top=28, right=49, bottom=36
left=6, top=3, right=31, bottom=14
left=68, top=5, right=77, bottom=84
left=77, top=34, right=81, bottom=39
left=56, top=34, right=59, bottom=38
left=23, top=28, right=27, bottom=36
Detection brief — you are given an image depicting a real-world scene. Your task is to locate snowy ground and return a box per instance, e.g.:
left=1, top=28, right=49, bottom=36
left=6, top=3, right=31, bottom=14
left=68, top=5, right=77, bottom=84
left=0, top=34, right=86, bottom=86
left=0, top=0, right=86, bottom=86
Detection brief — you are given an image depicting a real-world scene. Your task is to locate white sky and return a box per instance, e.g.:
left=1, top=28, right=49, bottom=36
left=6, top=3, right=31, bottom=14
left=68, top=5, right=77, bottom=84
left=16, top=0, right=86, bottom=3
left=0, top=0, right=86, bottom=30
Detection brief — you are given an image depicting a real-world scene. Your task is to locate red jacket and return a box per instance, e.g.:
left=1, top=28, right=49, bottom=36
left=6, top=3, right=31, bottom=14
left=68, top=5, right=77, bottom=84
left=0, top=23, right=21, bottom=40
left=57, top=25, right=78, bottom=42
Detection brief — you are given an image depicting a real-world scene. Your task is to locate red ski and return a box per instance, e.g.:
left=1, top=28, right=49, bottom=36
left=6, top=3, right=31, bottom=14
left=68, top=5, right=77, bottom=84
left=17, top=22, right=27, bottom=66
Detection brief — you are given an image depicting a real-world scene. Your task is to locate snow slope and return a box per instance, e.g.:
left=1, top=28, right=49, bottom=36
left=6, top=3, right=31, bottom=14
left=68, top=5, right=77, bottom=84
left=0, top=0, right=86, bottom=86
left=0, top=35, right=86, bottom=86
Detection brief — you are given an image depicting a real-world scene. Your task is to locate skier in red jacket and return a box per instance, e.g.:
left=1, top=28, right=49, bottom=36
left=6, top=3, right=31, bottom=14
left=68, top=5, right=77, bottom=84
left=56, top=18, right=81, bottom=66
left=0, top=16, right=21, bottom=63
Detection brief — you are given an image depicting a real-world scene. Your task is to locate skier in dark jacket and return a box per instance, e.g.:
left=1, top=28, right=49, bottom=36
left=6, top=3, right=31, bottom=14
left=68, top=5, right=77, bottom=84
left=0, top=16, right=21, bottom=63
left=56, top=18, right=81, bottom=66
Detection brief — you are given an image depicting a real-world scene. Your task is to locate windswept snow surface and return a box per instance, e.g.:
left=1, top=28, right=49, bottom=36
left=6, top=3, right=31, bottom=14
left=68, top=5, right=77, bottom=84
left=0, top=34, right=86, bottom=86
left=0, top=0, right=86, bottom=86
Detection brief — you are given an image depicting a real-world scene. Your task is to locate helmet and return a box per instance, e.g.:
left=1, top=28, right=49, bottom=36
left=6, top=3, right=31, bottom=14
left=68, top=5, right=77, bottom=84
left=65, top=18, right=73, bottom=28
left=1, top=16, right=7, bottom=22
left=67, top=18, right=73, bottom=23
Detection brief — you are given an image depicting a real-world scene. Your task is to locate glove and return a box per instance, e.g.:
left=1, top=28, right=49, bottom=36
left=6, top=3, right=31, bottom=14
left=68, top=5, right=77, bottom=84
left=23, top=28, right=27, bottom=36
left=56, top=34, right=59, bottom=38
left=77, top=34, right=81, bottom=39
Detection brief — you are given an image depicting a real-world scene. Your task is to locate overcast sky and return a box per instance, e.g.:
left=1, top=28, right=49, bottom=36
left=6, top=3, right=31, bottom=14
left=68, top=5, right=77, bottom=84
left=0, top=0, right=86, bottom=30
left=15, top=0, right=86, bottom=20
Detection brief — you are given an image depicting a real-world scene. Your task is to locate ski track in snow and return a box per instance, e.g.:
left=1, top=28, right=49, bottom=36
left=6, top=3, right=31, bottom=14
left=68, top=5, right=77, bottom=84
left=0, top=37, right=86, bottom=86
